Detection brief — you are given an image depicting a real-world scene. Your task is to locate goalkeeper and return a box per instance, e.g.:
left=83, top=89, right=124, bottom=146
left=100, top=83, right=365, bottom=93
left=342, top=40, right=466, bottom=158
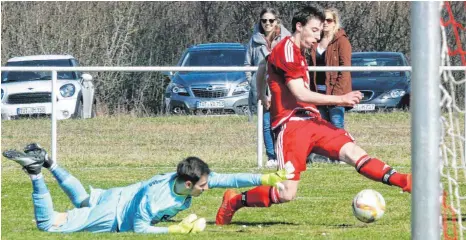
left=2, top=143, right=293, bottom=234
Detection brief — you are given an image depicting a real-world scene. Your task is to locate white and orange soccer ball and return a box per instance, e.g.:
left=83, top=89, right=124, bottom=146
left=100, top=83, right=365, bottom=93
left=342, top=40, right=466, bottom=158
left=352, top=189, right=386, bottom=223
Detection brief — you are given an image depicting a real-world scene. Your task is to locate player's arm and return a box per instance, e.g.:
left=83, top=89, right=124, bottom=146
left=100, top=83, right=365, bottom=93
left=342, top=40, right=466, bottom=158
left=256, top=58, right=270, bottom=109
left=336, top=37, right=352, bottom=83
left=276, top=47, right=361, bottom=106
left=244, top=39, right=254, bottom=83
left=287, top=79, right=361, bottom=106
left=133, top=195, right=205, bottom=234
left=208, top=168, right=295, bottom=189
left=133, top=195, right=170, bottom=234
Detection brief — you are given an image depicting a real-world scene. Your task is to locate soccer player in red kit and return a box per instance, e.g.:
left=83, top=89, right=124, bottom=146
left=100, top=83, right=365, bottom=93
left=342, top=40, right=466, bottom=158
left=216, top=6, right=412, bottom=225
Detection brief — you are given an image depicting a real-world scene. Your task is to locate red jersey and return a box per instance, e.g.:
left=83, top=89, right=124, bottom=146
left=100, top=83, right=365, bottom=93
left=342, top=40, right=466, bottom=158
left=267, top=36, right=319, bottom=129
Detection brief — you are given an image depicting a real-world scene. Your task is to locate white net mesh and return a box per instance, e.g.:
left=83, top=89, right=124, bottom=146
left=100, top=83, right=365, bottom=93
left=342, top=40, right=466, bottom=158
left=439, top=1, right=466, bottom=239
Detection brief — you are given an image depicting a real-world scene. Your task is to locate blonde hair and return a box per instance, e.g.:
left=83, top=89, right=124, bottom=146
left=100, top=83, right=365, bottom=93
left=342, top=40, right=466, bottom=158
left=325, top=8, right=341, bottom=37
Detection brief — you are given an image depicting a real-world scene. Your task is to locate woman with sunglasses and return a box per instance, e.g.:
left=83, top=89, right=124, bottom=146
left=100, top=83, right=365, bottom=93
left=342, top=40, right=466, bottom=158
left=307, top=8, right=352, bottom=164
left=245, top=8, right=291, bottom=168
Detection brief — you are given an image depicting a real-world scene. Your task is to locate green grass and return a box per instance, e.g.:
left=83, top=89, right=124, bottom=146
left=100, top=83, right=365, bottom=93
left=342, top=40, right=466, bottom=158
left=2, top=112, right=413, bottom=239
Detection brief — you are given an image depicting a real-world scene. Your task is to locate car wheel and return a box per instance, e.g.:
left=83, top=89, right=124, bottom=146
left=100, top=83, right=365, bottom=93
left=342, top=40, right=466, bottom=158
left=72, top=100, right=84, bottom=119
left=1, top=114, right=11, bottom=120
left=171, top=106, right=184, bottom=115
left=399, top=94, right=410, bottom=111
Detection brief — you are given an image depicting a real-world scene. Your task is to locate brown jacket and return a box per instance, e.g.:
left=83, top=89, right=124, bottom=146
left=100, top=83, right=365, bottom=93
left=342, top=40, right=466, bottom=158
left=308, top=29, right=352, bottom=96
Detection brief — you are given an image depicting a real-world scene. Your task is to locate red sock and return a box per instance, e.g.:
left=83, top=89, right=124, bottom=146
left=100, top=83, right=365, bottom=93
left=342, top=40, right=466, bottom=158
left=355, top=155, right=407, bottom=189
left=231, top=186, right=280, bottom=210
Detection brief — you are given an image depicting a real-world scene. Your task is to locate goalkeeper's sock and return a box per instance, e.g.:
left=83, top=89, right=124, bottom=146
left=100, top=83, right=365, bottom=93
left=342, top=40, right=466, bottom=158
left=355, top=155, right=408, bottom=189
left=232, top=186, right=280, bottom=210
left=31, top=173, right=47, bottom=194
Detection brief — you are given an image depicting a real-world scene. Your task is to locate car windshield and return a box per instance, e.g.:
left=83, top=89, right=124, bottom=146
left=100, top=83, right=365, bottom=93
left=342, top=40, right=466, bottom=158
left=351, top=56, right=405, bottom=78
left=2, top=59, right=76, bottom=83
left=181, top=50, right=245, bottom=67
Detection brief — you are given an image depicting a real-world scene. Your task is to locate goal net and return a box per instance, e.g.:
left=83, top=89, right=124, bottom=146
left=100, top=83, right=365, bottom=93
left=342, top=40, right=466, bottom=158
left=440, top=1, right=466, bottom=239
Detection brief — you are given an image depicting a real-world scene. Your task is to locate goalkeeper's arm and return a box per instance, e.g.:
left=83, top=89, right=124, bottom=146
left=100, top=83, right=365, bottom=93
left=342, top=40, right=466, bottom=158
left=133, top=214, right=206, bottom=234
left=208, top=166, right=295, bottom=189
left=133, top=219, right=169, bottom=234
left=133, top=195, right=205, bottom=234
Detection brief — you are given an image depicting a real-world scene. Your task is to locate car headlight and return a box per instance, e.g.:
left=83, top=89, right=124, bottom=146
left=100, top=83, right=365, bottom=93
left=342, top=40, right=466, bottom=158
left=233, top=81, right=250, bottom=95
left=170, top=83, right=188, bottom=95
left=60, top=84, right=76, bottom=97
left=380, top=89, right=406, bottom=99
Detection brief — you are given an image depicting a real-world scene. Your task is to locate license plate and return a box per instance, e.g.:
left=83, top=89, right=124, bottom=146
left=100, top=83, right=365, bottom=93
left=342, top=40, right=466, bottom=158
left=196, top=101, right=225, bottom=109
left=17, top=107, right=46, bottom=115
left=353, top=104, right=376, bottom=111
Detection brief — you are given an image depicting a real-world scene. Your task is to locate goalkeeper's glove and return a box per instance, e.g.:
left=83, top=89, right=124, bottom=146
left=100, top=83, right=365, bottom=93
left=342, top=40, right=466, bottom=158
left=260, top=162, right=295, bottom=188
left=168, top=214, right=206, bottom=234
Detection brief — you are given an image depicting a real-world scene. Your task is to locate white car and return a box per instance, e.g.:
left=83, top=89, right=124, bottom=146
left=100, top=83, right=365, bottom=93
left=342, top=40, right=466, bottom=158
left=1, top=55, right=95, bottom=120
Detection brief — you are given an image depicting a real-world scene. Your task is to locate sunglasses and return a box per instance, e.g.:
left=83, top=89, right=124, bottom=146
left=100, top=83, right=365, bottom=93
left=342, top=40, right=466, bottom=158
left=261, top=19, right=276, bottom=24
left=325, top=18, right=335, bottom=23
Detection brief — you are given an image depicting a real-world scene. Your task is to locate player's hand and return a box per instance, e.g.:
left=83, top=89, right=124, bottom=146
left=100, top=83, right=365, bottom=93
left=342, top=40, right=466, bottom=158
left=259, top=94, right=271, bottom=110
left=261, top=162, right=295, bottom=188
left=339, top=91, right=362, bottom=107
left=168, top=214, right=206, bottom=234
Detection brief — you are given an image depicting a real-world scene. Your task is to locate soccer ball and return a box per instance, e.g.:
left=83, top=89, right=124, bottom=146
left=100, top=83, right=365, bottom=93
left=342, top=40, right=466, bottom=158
left=352, top=189, right=386, bottom=223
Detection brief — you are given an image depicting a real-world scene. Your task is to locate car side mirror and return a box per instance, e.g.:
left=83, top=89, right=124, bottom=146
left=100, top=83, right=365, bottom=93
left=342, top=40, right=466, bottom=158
left=162, top=71, right=173, bottom=77
left=82, top=73, right=93, bottom=81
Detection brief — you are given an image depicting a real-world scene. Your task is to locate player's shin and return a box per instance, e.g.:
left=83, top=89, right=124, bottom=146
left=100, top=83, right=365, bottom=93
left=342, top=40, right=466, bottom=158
left=234, top=186, right=281, bottom=210
left=216, top=186, right=282, bottom=225
left=31, top=174, right=55, bottom=231
left=51, top=166, right=89, bottom=207
left=355, top=155, right=409, bottom=190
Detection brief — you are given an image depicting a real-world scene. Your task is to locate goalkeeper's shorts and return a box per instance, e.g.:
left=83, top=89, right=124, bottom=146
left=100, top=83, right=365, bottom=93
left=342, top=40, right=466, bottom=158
left=274, top=116, right=354, bottom=180
left=47, top=187, right=119, bottom=233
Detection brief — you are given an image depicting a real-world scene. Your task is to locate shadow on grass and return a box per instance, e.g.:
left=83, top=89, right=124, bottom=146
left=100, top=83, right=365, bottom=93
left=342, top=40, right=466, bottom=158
left=207, top=220, right=299, bottom=226
left=316, top=223, right=368, bottom=229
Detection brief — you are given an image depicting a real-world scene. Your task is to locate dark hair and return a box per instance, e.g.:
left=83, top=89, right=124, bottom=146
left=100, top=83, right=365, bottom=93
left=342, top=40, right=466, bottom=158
left=258, top=8, right=280, bottom=35
left=176, top=157, right=211, bottom=183
left=291, top=6, right=325, bottom=33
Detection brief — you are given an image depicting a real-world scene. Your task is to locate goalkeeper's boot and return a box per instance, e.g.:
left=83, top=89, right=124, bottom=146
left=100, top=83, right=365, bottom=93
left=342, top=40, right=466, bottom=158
left=402, top=174, right=412, bottom=193
left=216, top=189, right=239, bottom=225
left=3, top=147, right=46, bottom=175
left=23, top=143, right=53, bottom=169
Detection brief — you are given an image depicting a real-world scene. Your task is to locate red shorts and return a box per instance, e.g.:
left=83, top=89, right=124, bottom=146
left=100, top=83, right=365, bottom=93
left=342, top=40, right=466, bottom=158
left=274, top=116, right=354, bottom=180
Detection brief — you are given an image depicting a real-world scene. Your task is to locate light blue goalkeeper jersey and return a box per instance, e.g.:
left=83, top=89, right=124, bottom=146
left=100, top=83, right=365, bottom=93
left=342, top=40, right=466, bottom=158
left=87, top=172, right=262, bottom=233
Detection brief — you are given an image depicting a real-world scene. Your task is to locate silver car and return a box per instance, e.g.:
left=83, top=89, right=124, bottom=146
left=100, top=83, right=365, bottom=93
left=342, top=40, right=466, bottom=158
left=164, top=43, right=250, bottom=115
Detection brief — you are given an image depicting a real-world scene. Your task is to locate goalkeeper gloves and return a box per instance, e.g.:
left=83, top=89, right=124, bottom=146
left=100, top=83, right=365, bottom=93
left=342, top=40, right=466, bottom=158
left=260, top=162, right=295, bottom=188
left=168, top=214, right=206, bottom=234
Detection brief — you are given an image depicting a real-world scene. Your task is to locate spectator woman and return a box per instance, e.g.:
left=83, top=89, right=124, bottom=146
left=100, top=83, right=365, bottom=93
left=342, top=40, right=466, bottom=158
left=308, top=7, right=352, bottom=164
left=245, top=8, right=291, bottom=168
left=312, top=7, right=352, bottom=129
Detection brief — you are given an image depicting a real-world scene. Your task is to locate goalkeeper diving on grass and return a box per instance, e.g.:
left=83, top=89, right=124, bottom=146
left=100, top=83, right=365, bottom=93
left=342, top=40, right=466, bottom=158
left=2, top=143, right=293, bottom=234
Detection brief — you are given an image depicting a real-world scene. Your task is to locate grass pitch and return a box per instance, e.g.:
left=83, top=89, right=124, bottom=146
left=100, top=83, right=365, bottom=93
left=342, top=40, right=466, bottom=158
left=2, top=112, right=412, bottom=239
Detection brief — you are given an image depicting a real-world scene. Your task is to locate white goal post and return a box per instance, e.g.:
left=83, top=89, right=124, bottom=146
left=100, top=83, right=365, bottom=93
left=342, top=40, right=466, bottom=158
left=411, top=2, right=441, bottom=240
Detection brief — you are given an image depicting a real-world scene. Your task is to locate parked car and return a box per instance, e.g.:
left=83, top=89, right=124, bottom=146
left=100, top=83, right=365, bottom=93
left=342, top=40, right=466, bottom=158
left=164, top=43, right=250, bottom=115
left=1, top=55, right=96, bottom=120
left=350, top=52, right=410, bottom=112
